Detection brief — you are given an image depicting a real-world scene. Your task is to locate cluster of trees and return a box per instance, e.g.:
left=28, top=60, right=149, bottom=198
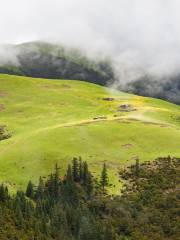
left=0, top=156, right=179, bottom=240
left=0, top=158, right=110, bottom=239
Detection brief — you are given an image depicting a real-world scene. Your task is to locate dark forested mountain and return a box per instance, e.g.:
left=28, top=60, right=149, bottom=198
left=123, top=74, right=180, bottom=105
left=0, top=42, right=115, bottom=86
left=0, top=41, right=180, bottom=105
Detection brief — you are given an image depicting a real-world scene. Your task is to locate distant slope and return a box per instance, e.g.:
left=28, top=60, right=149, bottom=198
left=123, top=74, right=180, bottom=105
left=0, top=74, right=180, bottom=192
left=0, top=41, right=115, bottom=85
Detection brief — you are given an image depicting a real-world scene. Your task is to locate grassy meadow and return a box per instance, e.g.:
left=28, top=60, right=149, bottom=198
left=0, top=74, right=180, bottom=193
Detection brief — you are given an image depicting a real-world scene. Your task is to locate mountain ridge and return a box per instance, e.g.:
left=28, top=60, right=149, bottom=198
left=0, top=41, right=115, bottom=85
left=0, top=41, right=179, bottom=105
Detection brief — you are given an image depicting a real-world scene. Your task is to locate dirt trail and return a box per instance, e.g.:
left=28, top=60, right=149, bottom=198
left=0, top=113, right=168, bottom=155
left=34, top=114, right=149, bottom=134
left=35, top=116, right=119, bottom=133
left=35, top=108, right=169, bottom=134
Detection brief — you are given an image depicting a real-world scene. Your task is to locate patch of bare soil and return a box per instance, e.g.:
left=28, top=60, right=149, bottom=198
left=93, top=116, right=107, bottom=120
left=0, top=104, right=5, bottom=112
left=127, top=118, right=141, bottom=122
left=143, top=122, right=169, bottom=128
left=117, top=104, right=136, bottom=112
left=122, top=143, right=133, bottom=149
left=159, top=124, right=169, bottom=128
left=41, top=85, right=51, bottom=89
left=116, top=119, right=131, bottom=124
left=143, top=121, right=160, bottom=125
left=131, top=155, right=139, bottom=160
left=0, top=91, right=8, bottom=97
left=102, top=97, right=114, bottom=101
left=61, top=84, right=71, bottom=89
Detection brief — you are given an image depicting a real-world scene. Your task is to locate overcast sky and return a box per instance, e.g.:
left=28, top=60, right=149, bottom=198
left=0, top=0, right=180, bottom=78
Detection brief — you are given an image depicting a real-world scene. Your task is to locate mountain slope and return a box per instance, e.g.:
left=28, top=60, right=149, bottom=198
left=0, top=41, right=180, bottom=105
left=0, top=74, right=180, bottom=192
left=0, top=41, right=115, bottom=85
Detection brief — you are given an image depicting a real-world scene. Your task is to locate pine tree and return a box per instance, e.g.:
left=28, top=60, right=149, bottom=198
left=86, top=172, right=93, bottom=197
left=26, top=181, right=34, bottom=199
left=100, top=163, right=109, bottom=193
left=35, top=177, right=44, bottom=200
left=65, top=164, right=79, bottom=206
left=66, top=164, right=73, bottom=184
left=47, top=173, right=54, bottom=196
left=79, top=157, right=83, bottom=182
left=72, top=157, right=79, bottom=182
left=15, top=206, right=24, bottom=228
left=25, top=200, right=34, bottom=218
left=0, top=184, right=9, bottom=202
left=83, top=161, right=88, bottom=185
left=54, top=164, right=60, bottom=198
left=135, top=158, right=140, bottom=177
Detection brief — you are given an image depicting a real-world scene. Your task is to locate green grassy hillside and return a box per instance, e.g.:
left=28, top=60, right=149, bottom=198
left=0, top=74, right=180, bottom=193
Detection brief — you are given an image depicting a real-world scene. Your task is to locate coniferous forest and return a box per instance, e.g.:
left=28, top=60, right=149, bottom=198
left=0, top=157, right=179, bottom=240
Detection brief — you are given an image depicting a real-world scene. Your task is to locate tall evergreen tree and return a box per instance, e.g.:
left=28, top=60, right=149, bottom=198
left=35, top=177, right=44, bottom=200
left=135, top=158, right=140, bottom=177
left=79, top=157, right=83, bottom=182
left=65, top=164, right=79, bottom=206
left=0, top=184, right=8, bottom=202
left=54, top=164, right=61, bottom=198
left=83, top=161, right=88, bottom=185
left=100, top=163, right=109, bottom=193
left=26, top=181, right=34, bottom=199
left=86, top=172, right=93, bottom=197
left=72, top=157, right=79, bottom=182
left=66, top=164, right=73, bottom=184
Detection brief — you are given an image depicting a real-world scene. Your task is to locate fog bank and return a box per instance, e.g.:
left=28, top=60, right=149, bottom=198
left=1, top=1, right=180, bottom=79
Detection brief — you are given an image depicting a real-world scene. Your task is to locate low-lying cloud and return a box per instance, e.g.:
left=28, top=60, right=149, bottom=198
left=0, top=0, right=180, bottom=82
